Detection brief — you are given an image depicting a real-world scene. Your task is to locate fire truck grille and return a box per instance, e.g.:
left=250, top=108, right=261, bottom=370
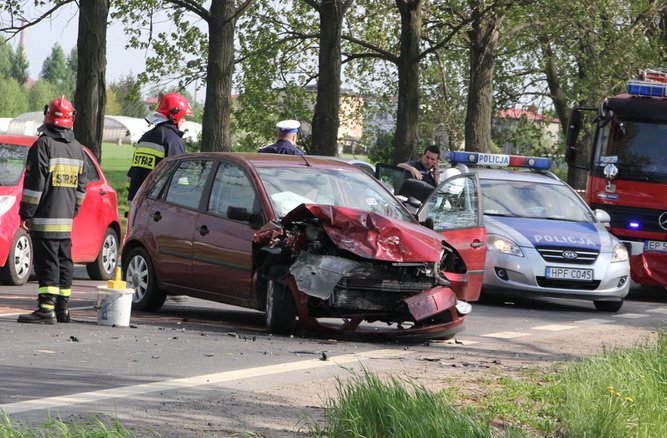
left=590, top=203, right=667, bottom=234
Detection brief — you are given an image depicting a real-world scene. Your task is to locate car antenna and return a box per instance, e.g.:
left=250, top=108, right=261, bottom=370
left=299, top=154, right=311, bottom=167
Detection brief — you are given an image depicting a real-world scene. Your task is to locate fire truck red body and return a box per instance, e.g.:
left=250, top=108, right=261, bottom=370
left=567, top=69, right=667, bottom=288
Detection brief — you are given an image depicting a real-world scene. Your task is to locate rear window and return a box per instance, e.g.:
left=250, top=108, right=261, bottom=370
left=0, top=144, right=29, bottom=186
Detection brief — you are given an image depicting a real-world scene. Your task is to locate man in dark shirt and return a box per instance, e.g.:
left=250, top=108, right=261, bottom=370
left=258, top=120, right=304, bottom=156
left=398, top=145, right=441, bottom=187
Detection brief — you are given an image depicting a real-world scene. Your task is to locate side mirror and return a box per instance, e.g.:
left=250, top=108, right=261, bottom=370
left=566, top=108, right=583, bottom=147
left=421, top=217, right=434, bottom=230
left=594, top=209, right=611, bottom=226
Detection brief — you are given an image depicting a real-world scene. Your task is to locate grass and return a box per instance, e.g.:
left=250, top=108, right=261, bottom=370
left=311, top=332, right=667, bottom=437
left=100, top=143, right=133, bottom=220
left=0, top=413, right=138, bottom=437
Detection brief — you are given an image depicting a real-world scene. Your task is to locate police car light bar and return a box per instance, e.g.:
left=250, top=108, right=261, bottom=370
left=447, top=151, right=551, bottom=170
left=627, top=80, right=667, bottom=97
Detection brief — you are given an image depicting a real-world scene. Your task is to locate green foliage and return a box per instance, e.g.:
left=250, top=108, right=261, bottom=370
left=108, top=75, right=147, bottom=117
left=0, top=77, right=28, bottom=116
left=311, top=369, right=526, bottom=438
left=28, top=79, right=59, bottom=111
left=40, top=43, right=76, bottom=98
left=367, top=130, right=395, bottom=164
left=0, top=36, right=29, bottom=84
left=0, top=412, right=135, bottom=437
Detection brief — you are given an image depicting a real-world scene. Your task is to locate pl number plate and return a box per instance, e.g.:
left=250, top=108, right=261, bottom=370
left=545, top=267, right=594, bottom=281
left=644, top=241, right=667, bottom=252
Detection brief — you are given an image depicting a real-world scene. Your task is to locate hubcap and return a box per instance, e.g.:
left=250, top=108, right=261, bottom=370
left=126, top=255, right=148, bottom=301
left=14, top=235, right=31, bottom=281
left=101, top=233, right=118, bottom=275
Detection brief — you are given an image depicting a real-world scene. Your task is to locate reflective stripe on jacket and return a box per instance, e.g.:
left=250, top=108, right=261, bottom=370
left=19, top=126, right=88, bottom=238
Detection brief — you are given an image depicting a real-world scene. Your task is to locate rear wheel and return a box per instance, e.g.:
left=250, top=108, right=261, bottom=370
left=594, top=299, right=624, bottom=312
left=0, top=228, right=32, bottom=285
left=265, top=280, right=296, bottom=335
left=123, top=247, right=166, bottom=311
left=86, top=228, right=118, bottom=280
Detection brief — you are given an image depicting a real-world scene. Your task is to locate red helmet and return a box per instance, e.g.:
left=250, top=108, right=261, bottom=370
left=43, top=95, right=75, bottom=129
left=156, top=92, right=193, bottom=124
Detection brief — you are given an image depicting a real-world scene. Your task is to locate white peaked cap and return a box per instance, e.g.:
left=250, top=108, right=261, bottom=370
left=276, top=119, right=301, bottom=133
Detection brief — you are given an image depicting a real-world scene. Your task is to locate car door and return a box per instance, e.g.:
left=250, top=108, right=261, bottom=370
left=71, top=151, right=109, bottom=261
left=191, top=161, right=262, bottom=305
left=148, top=158, right=214, bottom=290
left=417, top=173, right=486, bottom=301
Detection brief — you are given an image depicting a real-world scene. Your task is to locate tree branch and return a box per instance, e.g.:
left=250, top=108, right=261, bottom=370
left=0, top=0, right=76, bottom=36
left=342, top=35, right=398, bottom=64
left=163, top=0, right=212, bottom=22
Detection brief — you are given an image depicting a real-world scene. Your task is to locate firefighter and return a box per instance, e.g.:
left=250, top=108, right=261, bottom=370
left=257, top=120, right=304, bottom=155
left=18, top=96, right=88, bottom=324
left=126, top=92, right=193, bottom=203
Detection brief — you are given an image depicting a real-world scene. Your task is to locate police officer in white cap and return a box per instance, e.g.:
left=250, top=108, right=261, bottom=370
left=258, top=119, right=304, bottom=156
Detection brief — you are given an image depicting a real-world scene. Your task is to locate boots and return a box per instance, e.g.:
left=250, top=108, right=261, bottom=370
left=17, top=294, right=56, bottom=324
left=55, top=296, right=70, bottom=323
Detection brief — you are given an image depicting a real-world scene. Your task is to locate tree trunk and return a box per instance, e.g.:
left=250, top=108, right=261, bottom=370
left=73, top=0, right=109, bottom=162
left=393, top=0, right=422, bottom=163
left=202, top=0, right=235, bottom=152
left=543, top=43, right=569, bottom=136
left=310, top=0, right=350, bottom=156
left=464, top=3, right=501, bottom=153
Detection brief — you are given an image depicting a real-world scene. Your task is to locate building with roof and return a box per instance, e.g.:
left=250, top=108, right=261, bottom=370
left=3, top=112, right=202, bottom=145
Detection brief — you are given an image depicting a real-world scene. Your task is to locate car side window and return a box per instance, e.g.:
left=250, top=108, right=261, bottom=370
left=208, top=162, right=262, bottom=222
left=423, top=174, right=482, bottom=231
left=83, top=153, right=100, bottom=183
left=146, top=160, right=178, bottom=200
left=164, top=159, right=214, bottom=209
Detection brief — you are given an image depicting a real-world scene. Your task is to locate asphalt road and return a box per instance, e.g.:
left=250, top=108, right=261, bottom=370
left=1, top=266, right=665, bottom=436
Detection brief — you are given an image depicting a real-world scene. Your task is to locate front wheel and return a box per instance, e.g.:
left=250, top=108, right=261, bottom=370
left=122, top=247, right=165, bottom=311
left=86, top=228, right=118, bottom=280
left=0, top=228, right=32, bottom=285
left=265, top=280, right=297, bottom=335
left=594, top=299, right=624, bottom=312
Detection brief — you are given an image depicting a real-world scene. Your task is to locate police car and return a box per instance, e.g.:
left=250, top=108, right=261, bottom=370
left=446, top=152, right=630, bottom=312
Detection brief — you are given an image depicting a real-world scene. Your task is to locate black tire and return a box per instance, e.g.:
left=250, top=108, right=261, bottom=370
left=122, top=246, right=166, bottom=311
left=86, top=228, right=119, bottom=280
left=265, top=280, right=297, bottom=335
left=594, top=299, right=624, bottom=312
left=0, top=228, right=32, bottom=286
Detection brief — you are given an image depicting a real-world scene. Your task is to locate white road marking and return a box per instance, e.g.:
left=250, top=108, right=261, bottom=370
left=574, top=318, right=613, bottom=324
left=646, top=307, right=667, bottom=315
left=481, top=331, right=529, bottom=339
left=427, top=339, right=479, bottom=347
left=613, top=313, right=649, bottom=319
left=0, top=349, right=407, bottom=414
left=531, top=324, right=577, bottom=331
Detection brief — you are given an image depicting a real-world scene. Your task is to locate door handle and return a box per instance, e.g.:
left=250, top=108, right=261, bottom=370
left=152, top=211, right=162, bottom=222
left=470, top=240, right=485, bottom=248
left=196, top=225, right=209, bottom=236
left=99, top=190, right=107, bottom=196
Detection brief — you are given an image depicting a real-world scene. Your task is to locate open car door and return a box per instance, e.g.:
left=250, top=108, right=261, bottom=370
left=417, top=173, right=486, bottom=301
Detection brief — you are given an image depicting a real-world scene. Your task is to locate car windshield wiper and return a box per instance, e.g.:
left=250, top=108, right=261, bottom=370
left=484, top=212, right=514, bottom=217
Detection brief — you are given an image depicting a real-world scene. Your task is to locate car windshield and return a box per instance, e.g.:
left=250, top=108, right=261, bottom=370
left=595, top=117, right=667, bottom=183
left=0, top=143, right=29, bottom=186
left=256, top=167, right=414, bottom=222
left=480, top=179, right=595, bottom=222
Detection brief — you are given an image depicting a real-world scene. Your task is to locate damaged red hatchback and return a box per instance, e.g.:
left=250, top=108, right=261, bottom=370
left=122, top=153, right=486, bottom=341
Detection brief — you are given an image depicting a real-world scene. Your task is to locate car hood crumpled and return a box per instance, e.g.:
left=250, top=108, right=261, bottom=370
left=282, top=203, right=444, bottom=262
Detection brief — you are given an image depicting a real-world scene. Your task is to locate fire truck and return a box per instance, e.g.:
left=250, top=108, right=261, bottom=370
left=566, top=68, right=667, bottom=288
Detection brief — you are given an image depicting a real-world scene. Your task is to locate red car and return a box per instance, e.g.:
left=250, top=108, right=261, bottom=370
left=0, top=135, right=122, bottom=285
left=122, top=153, right=486, bottom=341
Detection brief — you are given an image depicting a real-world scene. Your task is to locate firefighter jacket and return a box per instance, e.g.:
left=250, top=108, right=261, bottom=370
left=127, top=122, right=186, bottom=201
left=19, top=125, right=88, bottom=239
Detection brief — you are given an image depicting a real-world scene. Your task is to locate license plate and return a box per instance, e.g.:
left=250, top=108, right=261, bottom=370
left=545, top=267, right=594, bottom=281
left=644, top=240, right=667, bottom=252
